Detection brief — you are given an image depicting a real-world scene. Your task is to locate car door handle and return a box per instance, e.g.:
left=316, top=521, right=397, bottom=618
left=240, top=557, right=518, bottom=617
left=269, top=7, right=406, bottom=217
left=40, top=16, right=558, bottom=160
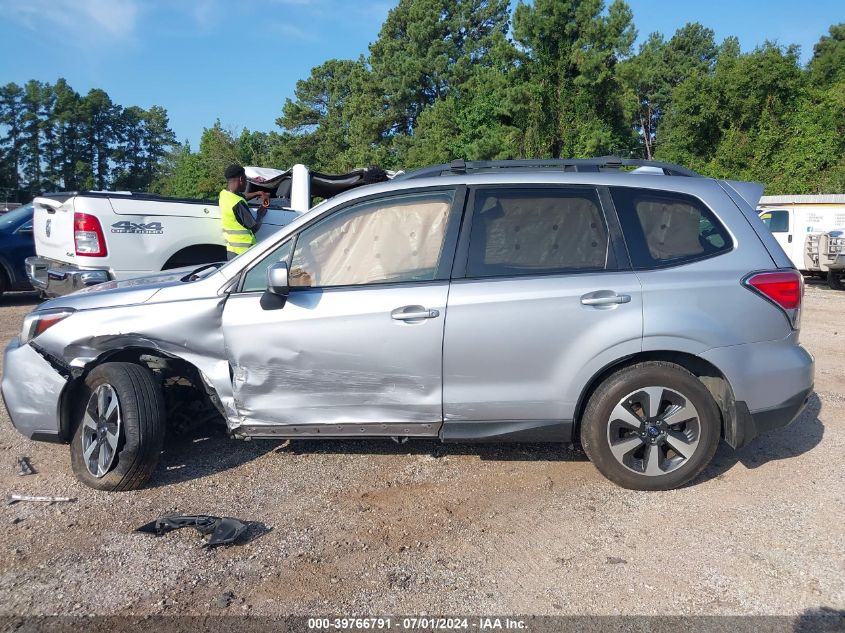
left=580, top=292, right=631, bottom=306
left=391, top=306, right=440, bottom=321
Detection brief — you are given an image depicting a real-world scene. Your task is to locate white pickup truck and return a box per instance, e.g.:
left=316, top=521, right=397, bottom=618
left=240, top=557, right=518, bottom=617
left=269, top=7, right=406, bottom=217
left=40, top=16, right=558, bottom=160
left=27, top=164, right=389, bottom=296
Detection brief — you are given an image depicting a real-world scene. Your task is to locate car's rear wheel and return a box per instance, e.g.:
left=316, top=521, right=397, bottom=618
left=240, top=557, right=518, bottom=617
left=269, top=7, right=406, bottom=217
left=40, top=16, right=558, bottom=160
left=580, top=362, right=721, bottom=491
left=70, top=362, right=166, bottom=491
left=828, top=271, right=844, bottom=291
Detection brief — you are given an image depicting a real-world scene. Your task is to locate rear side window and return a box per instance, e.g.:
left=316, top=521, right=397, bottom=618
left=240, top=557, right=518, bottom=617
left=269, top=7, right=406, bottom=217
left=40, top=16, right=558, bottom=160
left=759, top=209, right=790, bottom=233
left=611, top=188, right=732, bottom=269
left=466, top=187, right=610, bottom=278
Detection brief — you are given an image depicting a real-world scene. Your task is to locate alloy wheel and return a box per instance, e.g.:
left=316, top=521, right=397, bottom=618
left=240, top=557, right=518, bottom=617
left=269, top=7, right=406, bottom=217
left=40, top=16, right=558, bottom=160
left=80, top=384, right=122, bottom=478
left=606, top=386, right=701, bottom=477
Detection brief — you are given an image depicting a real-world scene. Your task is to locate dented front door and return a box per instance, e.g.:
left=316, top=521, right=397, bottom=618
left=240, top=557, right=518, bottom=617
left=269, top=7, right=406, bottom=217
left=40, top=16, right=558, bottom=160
left=220, top=188, right=460, bottom=436
left=222, top=284, right=448, bottom=434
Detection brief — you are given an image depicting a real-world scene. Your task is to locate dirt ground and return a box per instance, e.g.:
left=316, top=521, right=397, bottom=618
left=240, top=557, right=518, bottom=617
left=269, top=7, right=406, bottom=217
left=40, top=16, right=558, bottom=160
left=0, top=282, right=842, bottom=618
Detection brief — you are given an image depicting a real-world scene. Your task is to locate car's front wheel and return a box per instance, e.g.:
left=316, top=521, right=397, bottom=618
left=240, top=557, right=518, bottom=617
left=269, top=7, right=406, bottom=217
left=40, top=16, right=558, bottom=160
left=70, top=362, right=166, bottom=491
left=580, top=362, right=721, bottom=491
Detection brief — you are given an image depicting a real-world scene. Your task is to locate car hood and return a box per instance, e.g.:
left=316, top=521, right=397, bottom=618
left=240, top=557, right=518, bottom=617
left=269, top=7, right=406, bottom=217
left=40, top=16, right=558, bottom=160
left=38, top=266, right=219, bottom=313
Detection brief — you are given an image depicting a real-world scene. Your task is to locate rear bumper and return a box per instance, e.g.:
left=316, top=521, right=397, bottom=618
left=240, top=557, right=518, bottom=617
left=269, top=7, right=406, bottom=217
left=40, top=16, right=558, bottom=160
left=701, top=338, right=815, bottom=449
left=732, top=387, right=813, bottom=449
left=26, top=256, right=111, bottom=297
left=1, top=338, right=67, bottom=441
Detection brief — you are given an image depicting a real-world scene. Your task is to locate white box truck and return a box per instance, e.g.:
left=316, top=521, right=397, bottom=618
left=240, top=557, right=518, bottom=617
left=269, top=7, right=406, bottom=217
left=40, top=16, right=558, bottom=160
left=757, top=194, right=845, bottom=289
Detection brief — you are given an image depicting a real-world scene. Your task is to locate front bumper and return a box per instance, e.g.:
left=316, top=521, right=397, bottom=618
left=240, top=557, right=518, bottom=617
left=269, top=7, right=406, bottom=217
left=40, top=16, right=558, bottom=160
left=1, top=338, right=68, bottom=441
left=26, top=256, right=110, bottom=297
left=826, top=253, right=845, bottom=272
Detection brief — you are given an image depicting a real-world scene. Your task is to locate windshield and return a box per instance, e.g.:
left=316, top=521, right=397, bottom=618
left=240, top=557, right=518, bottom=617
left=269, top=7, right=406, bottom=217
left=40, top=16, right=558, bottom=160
left=758, top=209, right=789, bottom=233
left=0, top=204, right=33, bottom=228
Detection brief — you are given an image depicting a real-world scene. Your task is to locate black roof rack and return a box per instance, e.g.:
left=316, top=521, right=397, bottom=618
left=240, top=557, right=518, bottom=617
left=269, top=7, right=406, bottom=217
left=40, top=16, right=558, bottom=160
left=394, top=156, right=701, bottom=180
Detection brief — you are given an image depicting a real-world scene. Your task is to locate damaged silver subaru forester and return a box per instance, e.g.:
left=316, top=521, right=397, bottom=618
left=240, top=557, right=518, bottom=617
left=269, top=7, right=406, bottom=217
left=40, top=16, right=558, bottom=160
left=1, top=158, right=814, bottom=491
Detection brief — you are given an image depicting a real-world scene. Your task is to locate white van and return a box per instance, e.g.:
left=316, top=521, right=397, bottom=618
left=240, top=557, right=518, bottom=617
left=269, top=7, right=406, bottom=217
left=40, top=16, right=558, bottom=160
left=757, top=195, right=845, bottom=279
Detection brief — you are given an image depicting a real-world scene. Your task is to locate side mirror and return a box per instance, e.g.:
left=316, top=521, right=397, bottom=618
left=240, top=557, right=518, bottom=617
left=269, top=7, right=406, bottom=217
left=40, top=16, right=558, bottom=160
left=266, top=262, right=290, bottom=296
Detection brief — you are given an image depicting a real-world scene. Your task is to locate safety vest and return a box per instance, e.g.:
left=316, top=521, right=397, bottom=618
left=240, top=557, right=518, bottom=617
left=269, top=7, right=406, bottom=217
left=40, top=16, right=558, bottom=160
left=219, top=189, right=257, bottom=254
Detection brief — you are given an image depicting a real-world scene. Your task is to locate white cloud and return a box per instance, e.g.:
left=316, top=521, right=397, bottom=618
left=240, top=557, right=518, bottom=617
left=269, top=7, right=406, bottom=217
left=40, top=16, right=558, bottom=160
left=0, top=0, right=139, bottom=44
left=271, top=21, right=317, bottom=41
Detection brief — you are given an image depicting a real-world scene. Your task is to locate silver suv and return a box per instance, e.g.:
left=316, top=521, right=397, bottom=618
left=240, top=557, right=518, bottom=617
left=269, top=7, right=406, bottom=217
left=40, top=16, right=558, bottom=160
left=1, top=158, right=814, bottom=491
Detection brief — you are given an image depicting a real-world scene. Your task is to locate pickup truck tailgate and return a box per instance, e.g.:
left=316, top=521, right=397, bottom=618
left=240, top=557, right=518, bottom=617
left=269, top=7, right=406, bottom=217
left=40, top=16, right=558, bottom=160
left=32, top=196, right=76, bottom=264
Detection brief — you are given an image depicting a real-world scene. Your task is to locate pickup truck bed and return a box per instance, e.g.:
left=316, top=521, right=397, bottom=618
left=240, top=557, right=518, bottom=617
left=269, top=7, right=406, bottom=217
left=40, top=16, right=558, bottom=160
left=27, top=164, right=393, bottom=297
left=28, top=191, right=297, bottom=296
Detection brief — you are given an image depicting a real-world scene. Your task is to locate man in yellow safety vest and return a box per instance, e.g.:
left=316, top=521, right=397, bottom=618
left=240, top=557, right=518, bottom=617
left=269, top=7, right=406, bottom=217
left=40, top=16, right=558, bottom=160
left=219, top=164, right=268, bottom=260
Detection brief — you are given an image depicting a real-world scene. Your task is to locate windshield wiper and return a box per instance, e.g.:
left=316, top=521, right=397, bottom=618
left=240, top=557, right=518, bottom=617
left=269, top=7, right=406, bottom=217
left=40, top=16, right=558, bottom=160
left=181, top=262, right=224, bottom=282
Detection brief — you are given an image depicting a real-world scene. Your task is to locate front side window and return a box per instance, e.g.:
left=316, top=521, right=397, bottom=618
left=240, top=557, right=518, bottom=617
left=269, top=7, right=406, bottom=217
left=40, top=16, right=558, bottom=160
left=759, top=209, right=790, bottom=233
left=241, top=239, right=293, bottom=292
left=289, top=191, right=454, bottom=288
left=465, top=187, right=610, bottom=278
left=612, top=187, right=733, bottom=269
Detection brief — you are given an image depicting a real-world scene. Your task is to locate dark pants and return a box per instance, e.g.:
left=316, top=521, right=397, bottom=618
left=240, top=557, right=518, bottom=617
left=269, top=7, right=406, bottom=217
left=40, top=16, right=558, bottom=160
left=227, top=251, right=238, bottom=261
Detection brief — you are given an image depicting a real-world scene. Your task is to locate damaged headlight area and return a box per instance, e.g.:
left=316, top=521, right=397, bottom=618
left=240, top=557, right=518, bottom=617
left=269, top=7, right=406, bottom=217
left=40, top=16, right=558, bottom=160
left=20, top=308, right=75, bottom=345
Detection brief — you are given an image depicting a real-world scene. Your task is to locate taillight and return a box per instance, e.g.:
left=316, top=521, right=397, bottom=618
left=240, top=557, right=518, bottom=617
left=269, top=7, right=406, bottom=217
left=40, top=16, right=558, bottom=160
left=74, top=212, right=107, bottom=257
left=744, top=270, right=803, bottom=328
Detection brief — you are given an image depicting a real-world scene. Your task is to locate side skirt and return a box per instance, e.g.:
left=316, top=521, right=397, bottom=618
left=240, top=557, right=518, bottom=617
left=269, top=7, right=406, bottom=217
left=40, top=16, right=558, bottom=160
left=233, top=421, right=440, bottom=440
left=232, top=419, right=574, bottom=443
left=440, top=419, right=573, bottom=443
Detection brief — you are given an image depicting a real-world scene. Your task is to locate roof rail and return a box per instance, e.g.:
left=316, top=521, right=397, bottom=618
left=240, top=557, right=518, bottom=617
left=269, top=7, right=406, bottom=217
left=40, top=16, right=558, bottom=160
left=394, top=156, right=701, bottom=180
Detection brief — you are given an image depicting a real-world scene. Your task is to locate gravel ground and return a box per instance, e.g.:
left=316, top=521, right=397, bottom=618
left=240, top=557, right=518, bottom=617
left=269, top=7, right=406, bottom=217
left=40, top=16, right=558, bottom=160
left=0, top=283, right=842, bottom=617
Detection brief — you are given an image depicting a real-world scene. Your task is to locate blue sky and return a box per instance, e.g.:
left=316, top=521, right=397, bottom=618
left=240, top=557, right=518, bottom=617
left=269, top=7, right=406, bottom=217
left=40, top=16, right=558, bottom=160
left=1, top=0, right=842, bottom=148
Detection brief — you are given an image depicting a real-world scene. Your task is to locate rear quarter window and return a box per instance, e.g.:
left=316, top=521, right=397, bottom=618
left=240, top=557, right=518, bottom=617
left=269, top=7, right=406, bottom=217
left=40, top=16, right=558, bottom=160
left=611, top=187, right=733, bottom=269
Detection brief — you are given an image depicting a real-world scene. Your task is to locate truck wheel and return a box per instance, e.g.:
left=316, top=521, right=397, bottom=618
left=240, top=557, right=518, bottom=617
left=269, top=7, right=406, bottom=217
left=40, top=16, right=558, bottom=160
left=828, top=271, right=844, bottom=291
left=580, top=362, right=721, bottom=491
left=70, top=362, right=166, bottom=491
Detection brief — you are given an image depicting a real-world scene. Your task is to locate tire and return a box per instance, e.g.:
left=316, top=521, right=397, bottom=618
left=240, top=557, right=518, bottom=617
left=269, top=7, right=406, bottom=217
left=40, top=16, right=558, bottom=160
left=828, top=271, right=844, bottom=291
left=580, top=361, right=721, bottom=491
left=0, top=267, right=7, bottom=297
left=70, top=362, right=166, bottom=491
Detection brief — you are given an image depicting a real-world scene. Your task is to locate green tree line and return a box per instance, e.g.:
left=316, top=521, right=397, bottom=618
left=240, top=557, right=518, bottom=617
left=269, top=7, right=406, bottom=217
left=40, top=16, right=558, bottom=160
left=160, top=1, right=845, bottom=198
left=0, top=79, right=176, bottom=202
left=5, top=2, right=845, bottom=202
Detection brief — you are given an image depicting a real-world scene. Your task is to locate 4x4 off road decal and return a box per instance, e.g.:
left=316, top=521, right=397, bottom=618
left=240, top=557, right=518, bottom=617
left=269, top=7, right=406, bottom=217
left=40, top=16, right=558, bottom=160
left=111, top=221, right=164, bottom=235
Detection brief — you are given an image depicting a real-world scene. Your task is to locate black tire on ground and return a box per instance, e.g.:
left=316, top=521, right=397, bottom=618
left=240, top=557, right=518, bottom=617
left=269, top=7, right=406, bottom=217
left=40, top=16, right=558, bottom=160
left=827, top=271, right=844, bottom=291
left=70, top=362, right=166, bottom=491
left=0, top=267, right=7, bottom=296
left=580, top=361, right=722, bottom=491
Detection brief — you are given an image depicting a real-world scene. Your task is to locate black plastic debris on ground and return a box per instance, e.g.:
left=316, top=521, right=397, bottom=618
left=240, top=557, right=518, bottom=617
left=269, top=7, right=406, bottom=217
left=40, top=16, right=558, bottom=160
left=16, top=457, right=35, bottom=476
left=135, top=515, right=268, bottom=547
